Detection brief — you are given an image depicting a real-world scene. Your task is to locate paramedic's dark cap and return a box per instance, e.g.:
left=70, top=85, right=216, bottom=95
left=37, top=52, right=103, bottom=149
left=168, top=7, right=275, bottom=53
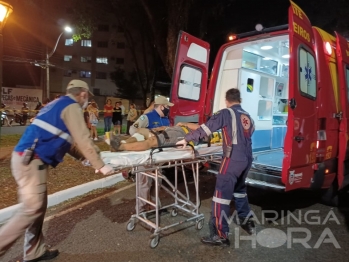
left=155, top=96, right=174, bottom=106
left=66, top=79, right=94, bottom=96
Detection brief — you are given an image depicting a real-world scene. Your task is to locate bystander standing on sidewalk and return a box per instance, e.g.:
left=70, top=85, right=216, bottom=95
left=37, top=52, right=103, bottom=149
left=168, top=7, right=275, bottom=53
left=88, top=102, right=99, bottom=140
left=104, top=99, right=113, bottom=133
left=112, top=101, right=123, bottom=135
left=126, top=103, right=138, bottom=135
left=119, top=101, right=125, bottom=134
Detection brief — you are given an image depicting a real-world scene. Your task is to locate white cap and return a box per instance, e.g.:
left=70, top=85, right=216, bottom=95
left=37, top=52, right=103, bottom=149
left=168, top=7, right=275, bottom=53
left=66, top=79, right=94, bottom=96
left=154, top=96, right=174, bottom=106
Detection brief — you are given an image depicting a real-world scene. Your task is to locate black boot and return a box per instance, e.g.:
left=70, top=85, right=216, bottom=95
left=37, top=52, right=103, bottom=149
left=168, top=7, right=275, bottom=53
left=200, top=220, right=230, bottom=247
left=239, top=217, right=256, bottom=235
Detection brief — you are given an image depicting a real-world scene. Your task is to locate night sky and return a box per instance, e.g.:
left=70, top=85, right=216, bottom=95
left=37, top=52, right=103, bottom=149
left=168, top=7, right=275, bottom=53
left=1, top=0, right=348, bottom=88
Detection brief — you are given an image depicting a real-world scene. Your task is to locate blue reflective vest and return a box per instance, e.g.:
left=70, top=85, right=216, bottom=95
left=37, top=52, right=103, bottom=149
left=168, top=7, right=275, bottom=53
left=15, top=96, right=76, bottom=167
left=146, top=110, right=170, bottom=129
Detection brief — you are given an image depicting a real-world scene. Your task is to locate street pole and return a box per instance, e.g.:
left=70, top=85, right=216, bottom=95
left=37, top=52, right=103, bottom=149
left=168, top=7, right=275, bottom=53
left=46, top=51, right=49, bottom=100
left=0, top=1, right=13, bottom=144
left=46, top=29, right=68, bottom=100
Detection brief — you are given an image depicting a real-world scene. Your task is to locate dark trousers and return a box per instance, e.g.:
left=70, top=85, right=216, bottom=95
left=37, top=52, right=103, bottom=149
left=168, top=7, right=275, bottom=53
left=104, top=116, right=112, bottom=132
left=127, top=121, right=134, bottom=135
left=210, top=157, right=252, bottom=238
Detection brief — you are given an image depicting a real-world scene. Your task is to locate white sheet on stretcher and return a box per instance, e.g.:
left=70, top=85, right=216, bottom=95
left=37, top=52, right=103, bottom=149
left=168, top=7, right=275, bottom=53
left=100, top=144, right=222, bottom=169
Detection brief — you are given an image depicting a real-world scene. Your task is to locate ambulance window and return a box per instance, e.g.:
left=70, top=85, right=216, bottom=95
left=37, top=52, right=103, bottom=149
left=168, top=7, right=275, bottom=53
left=178, top=66, right=202, bottom=101
left=299, top=48, right=316, bottom=99
left=346, top=67, right=349, bottom=103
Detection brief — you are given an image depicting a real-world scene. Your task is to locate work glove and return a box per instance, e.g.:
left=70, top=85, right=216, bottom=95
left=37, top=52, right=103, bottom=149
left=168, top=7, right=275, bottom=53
left=176, top=139, right=188, bottom=149
left=96, top=164, right=114, bottom=176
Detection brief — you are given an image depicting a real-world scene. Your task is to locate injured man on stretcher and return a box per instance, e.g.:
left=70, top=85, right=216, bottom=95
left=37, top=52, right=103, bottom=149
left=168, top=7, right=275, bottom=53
left=108, top=122, right=200, bottom=151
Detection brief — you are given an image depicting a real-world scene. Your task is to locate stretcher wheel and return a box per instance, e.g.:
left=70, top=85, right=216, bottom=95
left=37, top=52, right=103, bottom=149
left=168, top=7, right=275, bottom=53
left=126, top=218, right=136, bottom=231
left=149, top=234, right=160, bottom=248
left=171, top=208, right=178, bottom=217
left=195, top=218, right=204, bottom=230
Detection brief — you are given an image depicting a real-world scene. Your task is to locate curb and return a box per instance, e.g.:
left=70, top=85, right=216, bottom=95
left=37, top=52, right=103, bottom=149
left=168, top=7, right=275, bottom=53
left=0, top=173, right=124, bottom=224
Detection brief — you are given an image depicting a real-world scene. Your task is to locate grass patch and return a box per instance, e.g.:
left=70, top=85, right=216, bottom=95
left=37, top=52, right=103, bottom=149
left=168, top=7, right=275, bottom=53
left=97, top=128, right=105, bottom=136
left=97, top=125, right=127, bottom=136
left=0, top=134, right=21, bottom=148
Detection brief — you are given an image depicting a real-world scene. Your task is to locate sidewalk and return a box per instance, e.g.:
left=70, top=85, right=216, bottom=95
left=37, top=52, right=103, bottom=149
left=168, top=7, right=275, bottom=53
left=0, top=172, right=125, bottom=225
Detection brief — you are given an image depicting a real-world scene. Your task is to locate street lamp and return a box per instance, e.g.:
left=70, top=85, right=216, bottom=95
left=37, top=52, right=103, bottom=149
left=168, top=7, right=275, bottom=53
left=46, top=26, right=72, bottom=99
left=0, top=1, right=13, bottom=140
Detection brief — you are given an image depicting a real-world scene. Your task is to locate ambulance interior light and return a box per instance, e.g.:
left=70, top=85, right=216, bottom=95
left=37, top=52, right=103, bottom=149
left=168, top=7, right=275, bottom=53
left=261, top=45, right=273, bottom=50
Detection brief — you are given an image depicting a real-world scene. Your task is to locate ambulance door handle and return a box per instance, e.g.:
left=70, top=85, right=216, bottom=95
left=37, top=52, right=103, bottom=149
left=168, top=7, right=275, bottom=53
left=289, top=98, right=297, bottom=109
left=294, top=136, right=304, bottom=142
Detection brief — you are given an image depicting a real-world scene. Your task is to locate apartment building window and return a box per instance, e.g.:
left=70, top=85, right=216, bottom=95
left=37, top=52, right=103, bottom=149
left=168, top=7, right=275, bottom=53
left=96, top=57, right=108, bottom=64
left=63, top=70, right=72, bottom=77
left=98, top=24, right=109, bottom=32
left=81, top=56, right=91, bottom=63
left=117, top=42, right=125, bottom=49
left=116, top=58, right=124, bottom=65
left=65, top=39, right=73, bottom=46
left=81, top=40, right=92, bottom=47
left=97, top=41, right=108, bottom=48
left=64, top=55, right=72, bottom=62
left=80, top=71, right=91, bottom=78
left=93, top=88, right=100, bottom=95
left=96, top=72, right=107, bottom=79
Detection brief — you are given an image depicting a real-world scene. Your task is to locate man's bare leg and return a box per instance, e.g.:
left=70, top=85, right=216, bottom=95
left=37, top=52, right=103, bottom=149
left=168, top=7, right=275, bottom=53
left=124, top=128, right=151, bottom=143
left=119, top=137, right=158, bottom=151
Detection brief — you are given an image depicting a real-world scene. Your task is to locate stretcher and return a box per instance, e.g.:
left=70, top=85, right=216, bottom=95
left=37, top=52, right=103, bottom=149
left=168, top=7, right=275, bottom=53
left=100, top=143, right=223, bottom=248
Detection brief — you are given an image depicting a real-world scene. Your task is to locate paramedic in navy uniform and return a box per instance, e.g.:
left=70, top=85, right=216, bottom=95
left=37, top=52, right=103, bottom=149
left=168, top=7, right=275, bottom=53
left=128, top=95, right=173, bottom=213
left=177, top=88, right=256, bottom=247
left=0, top=80, right=114, bottom=262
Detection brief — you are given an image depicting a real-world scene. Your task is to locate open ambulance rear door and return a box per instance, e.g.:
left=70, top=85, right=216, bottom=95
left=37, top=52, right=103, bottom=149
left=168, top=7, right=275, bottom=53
left=169, top=31, right=210, bottom=125
left=335, top=32, right=349, bottom=189
left=281, top=1, right=318, bottom=191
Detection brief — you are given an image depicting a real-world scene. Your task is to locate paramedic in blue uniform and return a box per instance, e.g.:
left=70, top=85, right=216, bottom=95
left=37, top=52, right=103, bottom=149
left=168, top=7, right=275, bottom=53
left=128, top=95, right=173, bottom=213
left=0, top=80, right=114, bottom=262
left=177, top=88, right=255, bottom=247
left=129, top=95, right=172, bottom=136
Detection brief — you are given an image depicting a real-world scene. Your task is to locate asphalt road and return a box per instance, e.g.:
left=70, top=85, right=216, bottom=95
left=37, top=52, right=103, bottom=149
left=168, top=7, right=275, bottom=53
left=2, top=172, right=349, bottom=262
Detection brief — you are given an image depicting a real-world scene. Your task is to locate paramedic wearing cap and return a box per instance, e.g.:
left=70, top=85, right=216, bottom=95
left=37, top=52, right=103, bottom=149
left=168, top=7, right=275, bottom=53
left=177, top=88, right=255, bottom=247
left=129, top=95, right=173, bottom=137
left=0, top=80, right=114, bottom=262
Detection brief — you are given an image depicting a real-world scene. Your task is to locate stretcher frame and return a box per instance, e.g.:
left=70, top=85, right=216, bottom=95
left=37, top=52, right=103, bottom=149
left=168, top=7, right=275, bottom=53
left=123, top=145, right=222, bottom=248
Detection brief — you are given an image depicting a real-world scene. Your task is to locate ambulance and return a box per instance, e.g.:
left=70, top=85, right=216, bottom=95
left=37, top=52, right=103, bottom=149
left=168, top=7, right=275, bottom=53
left=169, top=1, right=349, bottom=205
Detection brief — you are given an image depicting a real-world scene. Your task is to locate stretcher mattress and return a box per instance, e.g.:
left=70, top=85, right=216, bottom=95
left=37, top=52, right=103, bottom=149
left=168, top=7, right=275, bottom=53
left=100, top=144, right=223, bottom=169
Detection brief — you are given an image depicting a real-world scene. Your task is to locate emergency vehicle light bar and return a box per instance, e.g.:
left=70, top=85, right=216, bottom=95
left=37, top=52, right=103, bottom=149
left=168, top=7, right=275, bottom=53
left=236, top=24, right=289, bottom=40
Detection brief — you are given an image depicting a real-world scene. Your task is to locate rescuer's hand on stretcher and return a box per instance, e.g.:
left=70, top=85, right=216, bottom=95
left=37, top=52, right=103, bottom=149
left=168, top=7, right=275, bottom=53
left=176, top=139, right=188, bottom=149
left=96, top=164, right=114, bottom=175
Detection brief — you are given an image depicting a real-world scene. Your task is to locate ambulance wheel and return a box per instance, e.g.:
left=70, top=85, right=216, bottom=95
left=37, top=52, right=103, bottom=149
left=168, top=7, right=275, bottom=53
left=195, top=218, right=204, bottom=230
left=149, top=234, right=160, bottom=248
left=321, top=180, right=339, bottom=207
left=171, top=208, right=178, bottom=217
left=126, top=218, right=136, bottom=231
